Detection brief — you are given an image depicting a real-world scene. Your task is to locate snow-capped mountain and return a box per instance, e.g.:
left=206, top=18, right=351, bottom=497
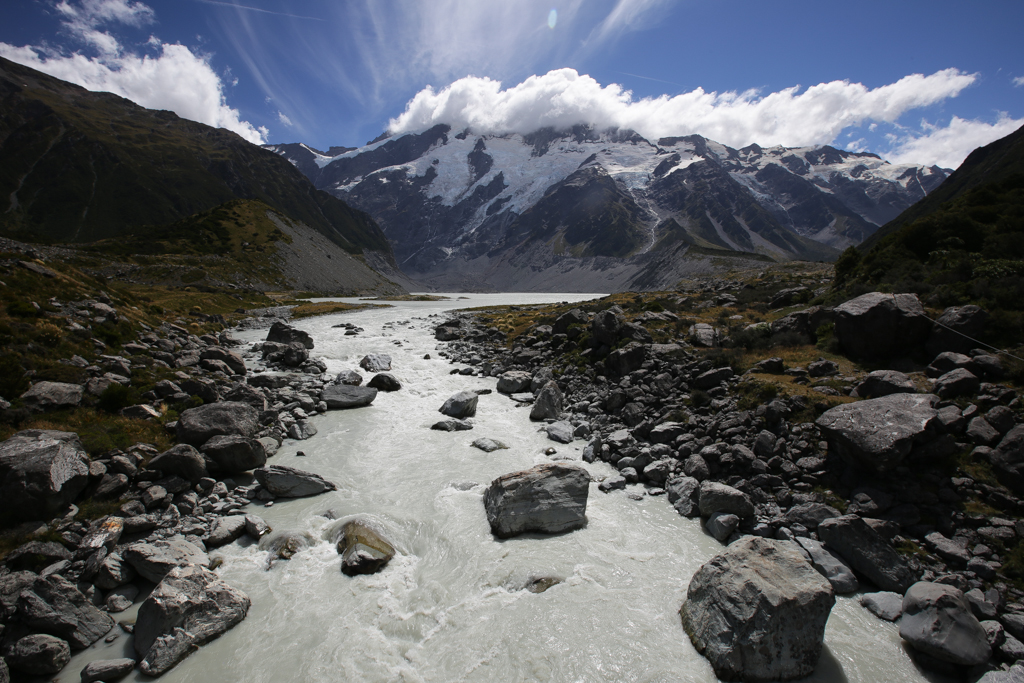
left=265, top=125, right=948, bottom=291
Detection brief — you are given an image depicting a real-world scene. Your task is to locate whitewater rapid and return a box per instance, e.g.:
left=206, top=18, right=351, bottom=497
left=56, top=294, right=937, bottom=683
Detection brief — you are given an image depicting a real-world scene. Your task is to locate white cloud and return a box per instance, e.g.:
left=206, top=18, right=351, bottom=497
left=1014, top=76, right=1024, bottom=87
left=277, top=111, right=293, bottom=127
left=0, top=0, right=266, bottom=144
left=885, top=114, right=1024, bottom=169
left=388, top=67, right=977, bottom=149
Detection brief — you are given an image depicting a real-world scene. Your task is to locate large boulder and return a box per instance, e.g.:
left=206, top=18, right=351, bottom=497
left=605, top=343, right=646, bottom=377
left=769, top=306, right=833, bottom=341
left=851, top=370, right=916, bottom=399
left=680, top=536, right=835, bottom=682
left=322, top=384, right=377, bottom=409
left=833, top=292, right=931, bottom=360
left=80, top=658, right=136, bottom=683
left=900, top=582, right=991, bottom=666
left=123, top=537, right=210, bottom=583
left=200, top=435, right=267, bottom=473
left=20, top=381, right=83, bottom=411
left=266, top=321, right=313, bottom=349
left=367, top=373, right=401, bottom=391
left=591, top=306, right=625, bottom=347
left=990, top=425, right=1024, bottom=494
left=497, top=371, right=532, bottom=394
left=335, top=520, right=395, bottom=576
left=553, top=308, right=588, bottom=335
left=206, top=516, right=247, bottom=548
left=359, top=353, right=392, bottom=372
left=253, top=464, right=337, bottom=498
left=198, top=348, right=246, bottom=375
left=815, top=394, right=939, bottom=472
left=149, top=444, right=209, bottom=483
left=934, top=368, right=980, bottom=399
left=16, top=574, right=114, bottom=649
left=817, top=515, right=916, bottom=593
left=794, top=536, right=859, bottom=594
left=483, top=463, right=589, bottom=538
left=926, top=305, right=989, bottom=357
left=5, top=634, right=70, bottom=675
left=0, top=430, right=89, bottom=522
left=134, top=564, right=250, bottom=676
left=439, top=391, right=478, bottom=419
left=176, top=402, right=258, bottom=447
left=529, top=380, right=563, bottom=421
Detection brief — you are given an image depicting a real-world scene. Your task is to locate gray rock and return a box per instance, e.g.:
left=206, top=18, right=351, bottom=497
left=20, top=381, right=83, bottom=411
left=666, top=476, right=700, bottom=517
left=591, top=307, right=625, bottom=346
left=267, top=321, right=313, bottom=349
left=934, top=368, right=980, bottom=399
left=222, top=383, right=268, bottom=411
left=900, top=582, right=991, bottom=666
left=322, top=384, right=377, bottom=409
left=334, top=370, right=363, bottom=386
left=967, top=417, right=1002, bottom=446
left=807, top=359, right=839, bottom=377
left=553, top=308, right=588, bottom=336
left=926, top=305, right=989, bottom=357
left=5, top=540, right=71, bottom=571
left=795, top=536, right=859, bottom=594
left=123, top=537, right=209, bottom=583
left=783, top=503, right=841, bottom=530
left=818, top=515, right=916, bottom=593
left=367, top=372, right=401, bottom=391
left=253, top=464, right=337, bottom=498
left=529, top=381, right=563, bottom=421
left=359, top=353, right=392, bottom=372
left=705, top=512, right=739, bottom=542
left=483, top=463, right=589, bottom=538
left=95, top=551, right=136, bottom=590
left=815, top=393, right=939, bottom=472
left=680, top=536, right=835, bottom=682
left=149, top=444, right=208, bottom=482
left=924, top=531, right=970, bottom=566
left=80, top=657, right=135, bottom=683
left=198, top=347, right=246, bottom=375
left=688, top=323, right=720, bottom=347
left=977, top=663, right=1024, bottom=683
left=605, top=342, right=646, bottom=377
left=852, top=370, right=916, bottom=398
left=244, top=514, right=271, bottom=539
left=6, top=634, right=70, bottom=675
left=287, top=421, right=318, bottom=440
left=497, top=370, right=533, bottom=394
left=176, top=402, right=259, bottom=447
left=16, top=574, right=114, bottom=649
left=335, top=520, right=395, bottom=576
left=471, top=438, right=508, bottom=452
left=0, top=430, right=90, bottom=522
left=206, top=516, right=247, bottom=548
left=105, top=584, right=138, bottom=613
left=135, top=564, right=250, bottom=676
left=692, top=367, right=734, bottom=391
left=833, top=292, right=931, bottom=360
left=860, top=591, right=903, bottom=621
left=257, top=437, right=280, bottom=457
left=121, top=403, right=161, bottom=420
left=201, top=435, right=267, bottom=473
left=431, top=418, right=473, bottom=432
left=439, top=391, right=478, bottom=419
left=683, top=454, right=710, bottom=481
left=643, top=459, right=672, bottom=485
left=544, top=421, right=574, bottom=444
left=698, top=481, right=754, bottom=518
left=990, top=425, right=1024, bottom=494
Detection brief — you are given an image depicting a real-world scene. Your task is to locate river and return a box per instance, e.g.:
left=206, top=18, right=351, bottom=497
left=55, top=293, right=938, bottom=683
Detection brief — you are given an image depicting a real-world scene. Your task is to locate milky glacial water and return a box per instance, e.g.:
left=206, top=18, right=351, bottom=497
left=57, top=293, right=941, bottom=683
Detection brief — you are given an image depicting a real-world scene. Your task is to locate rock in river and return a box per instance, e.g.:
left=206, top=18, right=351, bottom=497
left=336, top=520, right=396, bottom=576
left=134, top=564, right=251, bottom=676
left=529, top=380, right=563, bottom=421
left=680, top=536, right=835, bottom=682
left=367, top=372, right=401, bottom=391
left=322, top=384, right=377, bottom=409
left=900, top=582, right=991, bottom=667
left=254, top=464, right=337, bottom=498
left=439, top=391, right=478, bottom=419
left=359, top=353, right=392, bottom=372
left=5, top=634, right=70, bottom=675
left=483, top=463, right=589, bottom=538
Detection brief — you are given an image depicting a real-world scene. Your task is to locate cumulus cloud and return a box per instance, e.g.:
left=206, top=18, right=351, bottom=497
left=886, top=114, right=1024, bottom=169
left=388, top=67, right=977, bottom=151
left=0, top=0, right=267, bottom=144
left=1014, top=76, right=1024, bottom=87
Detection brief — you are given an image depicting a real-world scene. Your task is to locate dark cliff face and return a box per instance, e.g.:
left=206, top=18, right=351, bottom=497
left=268, top=123, right=950, bottom=289
left=0, top=57, right=394, bottom=264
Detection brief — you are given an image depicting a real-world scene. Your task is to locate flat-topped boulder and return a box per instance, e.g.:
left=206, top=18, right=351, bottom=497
left=20, top=381, right=84, bottom=412
left=322, top=384, right=377, bottom=409
left=851, top=370, right=916, bottom=398
left=148, top=444, right=208, bottom=483
left=483, top=463, right=589, bottom=538
left=198, top=347, right=246, bottom=375
left=815, top=393, right=939, bottom=472
left=267, top=321, right=313, bottom=349
left=16, top=573, right=115, bottom=649
left=200, top=435, right=267, bottom=473
left=359, top=353, right=392, bottom=372
left=833, top=291, right=932, bottom=360
left=680, top=536, right=835, bottom=682
left=134, top=564, right=250, bottom=676
left=254, top=464, right=337, bottom=498
left=497, top=370, right=532, bottom=394
left=176, top=402, right=259, bottom=447
left=336, top=520, right=395, bottom=576
left=123, top=537, right=209, bottom=583
left=0, top=430, right=90, bottom=522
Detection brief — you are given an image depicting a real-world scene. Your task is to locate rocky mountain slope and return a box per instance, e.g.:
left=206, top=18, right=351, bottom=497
left=0, top=57, right=405, bottom=296
left=267, top=125, right=948, bottom=291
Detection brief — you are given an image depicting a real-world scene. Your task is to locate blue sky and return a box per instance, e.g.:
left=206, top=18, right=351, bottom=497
left=2, top=0, right=1022, bottom=168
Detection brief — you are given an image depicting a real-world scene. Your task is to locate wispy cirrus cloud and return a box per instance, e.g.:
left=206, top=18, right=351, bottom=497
left=0, top=0, right=268, bottom=143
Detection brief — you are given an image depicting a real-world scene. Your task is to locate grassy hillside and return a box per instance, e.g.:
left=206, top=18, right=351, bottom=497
left=0, top=57, right=391, bottom=258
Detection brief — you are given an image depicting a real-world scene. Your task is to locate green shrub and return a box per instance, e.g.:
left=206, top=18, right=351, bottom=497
left=97, top=383, right=137, bottom=413
left=7, top=301, right=39, bottom=317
